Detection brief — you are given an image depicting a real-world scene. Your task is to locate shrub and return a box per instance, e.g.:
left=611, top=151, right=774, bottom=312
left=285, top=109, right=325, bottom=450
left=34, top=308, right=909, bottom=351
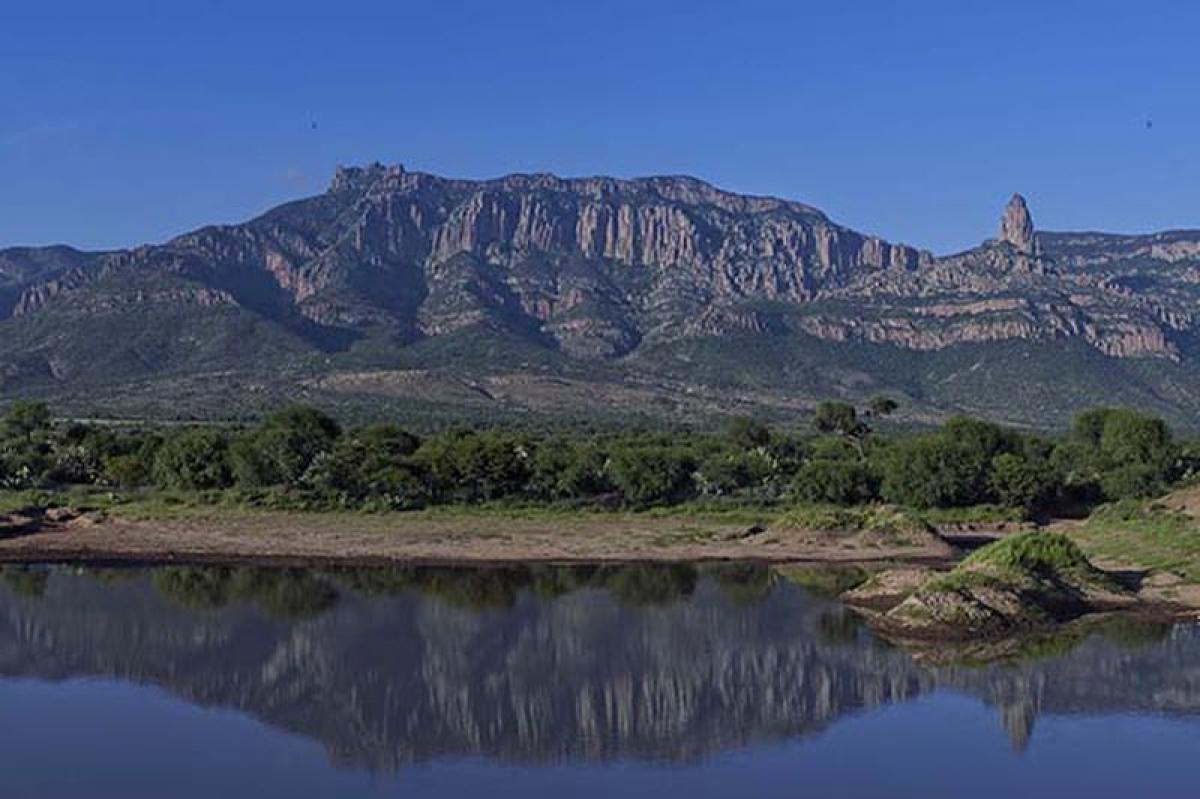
left=697, top=450, right=772, bottom=496
left=727, top=416, right=772, bottom=449
left=812, top=401, right=864, bottom=437
left=415, top=431, right=533, bottom=502
left=529, top=440, right=613, bottom=500
left=607, top=446, right=696, bottom=506
left=101, top=453, right=154, bottom=488
left=988, top=453, right=1058, bottom=512
left=303, top=424, right=427, bottom=508
left=153, top=429, right=233, bottom=490
left=1098, top=463, right=1168, bottom=500
left=878, top=435, right=986, bottom=508
left=230, top=406, right=341, bottom=488
left=791, top=459, right=877, bottom=504
left=1057, top=407, right=1177, bottom=500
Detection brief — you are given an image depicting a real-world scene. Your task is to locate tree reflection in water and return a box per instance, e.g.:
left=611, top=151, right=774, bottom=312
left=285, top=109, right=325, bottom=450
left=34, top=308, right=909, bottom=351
left=0, top=562, right=1194, bottom=769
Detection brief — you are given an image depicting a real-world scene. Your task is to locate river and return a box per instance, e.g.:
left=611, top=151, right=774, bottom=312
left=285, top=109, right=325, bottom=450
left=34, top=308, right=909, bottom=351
left=0, top=562, right=1196, bottom=797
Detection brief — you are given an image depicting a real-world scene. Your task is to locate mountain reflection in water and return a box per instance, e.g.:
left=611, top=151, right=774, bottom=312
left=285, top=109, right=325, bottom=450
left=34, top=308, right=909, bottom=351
left=0, top=562, right=1197, bottom=771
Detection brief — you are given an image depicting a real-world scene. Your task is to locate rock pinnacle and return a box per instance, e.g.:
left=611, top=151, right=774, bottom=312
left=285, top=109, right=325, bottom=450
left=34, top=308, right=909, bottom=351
left=999, top=193, right=1036, bottom=255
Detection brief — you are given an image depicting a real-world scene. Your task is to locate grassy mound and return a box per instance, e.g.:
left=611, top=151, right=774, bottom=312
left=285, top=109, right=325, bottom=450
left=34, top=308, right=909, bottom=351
left=958, top=532, right=1108, bottom=581
left=885, top=532, right=1131, bottom=638
left=774, top=505, right=944, bottom=549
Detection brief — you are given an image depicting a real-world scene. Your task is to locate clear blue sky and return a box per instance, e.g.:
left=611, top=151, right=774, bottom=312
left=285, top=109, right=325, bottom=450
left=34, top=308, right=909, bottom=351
left=3, top=0, right=1197, bottom=254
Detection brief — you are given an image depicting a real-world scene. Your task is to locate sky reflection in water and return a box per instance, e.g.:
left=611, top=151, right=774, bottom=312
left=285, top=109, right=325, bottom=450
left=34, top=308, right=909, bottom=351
left=0, top=563, right=1197, bottom=798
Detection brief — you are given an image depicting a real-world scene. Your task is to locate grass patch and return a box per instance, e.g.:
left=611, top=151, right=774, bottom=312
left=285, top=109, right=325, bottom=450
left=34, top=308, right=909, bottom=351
left=775, top=505, right=934, bottom=541
left=927, top=531, right=1119, bottom=594
left=1068, top=499, right=1200, bottom=583
left=0, top=487, right=772, bottom=526
left=914, top=504, right=1028, bottom=526
left=961, top=531, right=1094, bottom=574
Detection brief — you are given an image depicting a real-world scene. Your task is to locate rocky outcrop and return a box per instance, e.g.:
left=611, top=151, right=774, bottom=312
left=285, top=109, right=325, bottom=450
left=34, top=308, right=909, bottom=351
left=868, top=534, right=1137, bottom=639
left=5, top=165, right=1194, bottom=363
left=3, top=164, right=1200, bottom=416
left=999, top=193, right=1037, bottom=255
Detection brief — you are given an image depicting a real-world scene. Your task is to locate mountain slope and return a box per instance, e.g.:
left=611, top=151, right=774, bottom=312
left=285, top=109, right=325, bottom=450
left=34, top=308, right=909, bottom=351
left=3, top=163, right=1200, bottom=428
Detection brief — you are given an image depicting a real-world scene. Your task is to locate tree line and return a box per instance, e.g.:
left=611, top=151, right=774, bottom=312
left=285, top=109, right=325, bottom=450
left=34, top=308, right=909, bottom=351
left=0, top=398, right=1192, bottom=515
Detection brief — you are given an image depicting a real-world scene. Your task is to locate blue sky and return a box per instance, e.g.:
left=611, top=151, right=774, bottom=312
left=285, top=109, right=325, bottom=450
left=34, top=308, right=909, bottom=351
left=3, top=0, right=1197, bottom=254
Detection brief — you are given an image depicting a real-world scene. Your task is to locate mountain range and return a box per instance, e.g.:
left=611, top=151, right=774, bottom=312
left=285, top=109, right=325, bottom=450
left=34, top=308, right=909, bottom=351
left=4, top=163, right=1200, bottom=428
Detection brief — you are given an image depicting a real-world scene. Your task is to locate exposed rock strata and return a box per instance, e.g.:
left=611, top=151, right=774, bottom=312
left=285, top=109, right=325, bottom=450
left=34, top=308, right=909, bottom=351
left=2, top=165, right=1200, bottom=402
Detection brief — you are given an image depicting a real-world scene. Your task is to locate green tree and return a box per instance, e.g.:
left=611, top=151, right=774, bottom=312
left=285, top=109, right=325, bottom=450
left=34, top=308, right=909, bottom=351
left=529, top=440, right=612, bottom=500
left=1, top=401, right=51, bottom=442
left=697, top=450, right=772, bottom=496
left=153, top=428, right=232, bottom=490
left=0, top=402, right=54, bottom=488
left=878, top=434, right=985, bottom=508
left=304, top=424, right=427, bottom=508
left=791, top=459, right=878, bottom=504
left=1058, top=407, right=1177, bottom=500
left=989, top=453, right=1057, bottom=512
left=812, top=401, right=874, bottom=457
left=415, top=431, right=532, bottom=502
left=812, top=401, right=864, bottom=437
left=868, top=395, right=899, bottom=417
left=727, top=416, right=772, bottom=449
left=607, top=446, right=696, bottom=506
left=231, top=406, right=341, bottom=487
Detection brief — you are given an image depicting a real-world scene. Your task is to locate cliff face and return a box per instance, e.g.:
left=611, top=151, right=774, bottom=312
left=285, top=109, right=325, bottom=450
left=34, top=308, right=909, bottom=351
left=3, top=163, right=1200, bottom=424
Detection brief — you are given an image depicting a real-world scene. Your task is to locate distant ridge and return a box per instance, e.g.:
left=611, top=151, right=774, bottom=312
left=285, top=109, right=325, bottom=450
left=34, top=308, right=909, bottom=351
left=3, top=163, right=1200, bottom=428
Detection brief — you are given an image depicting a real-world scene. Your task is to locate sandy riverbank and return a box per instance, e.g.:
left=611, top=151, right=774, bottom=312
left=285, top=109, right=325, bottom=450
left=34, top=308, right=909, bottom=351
left=0, top=507, right=959, bottom=567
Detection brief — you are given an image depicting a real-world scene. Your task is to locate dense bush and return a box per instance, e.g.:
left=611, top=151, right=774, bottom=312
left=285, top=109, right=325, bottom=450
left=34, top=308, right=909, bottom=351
left=607, top=445, right=697, bottom=506
left=0, top=400, right=54, bottom=488
left=528, top=439, right=613, bottom=500
left=415, top=431, right=533, bottom=502
left=153, top=428, right=233, bottom=490
left=1056, top=408, right=1178, bottom=500
left=988, top=452, right=1058, bottom=512
left=304, top=424, right=427, bottom=509
left=791, top=459, right=876, bottom=505
left=877, top=418, right=1053, bottom=510
left=0, top=398, right=1191, bottom=516
left=229, top=406, right=341, bottom=488
left=697, top=450, right=772, bottom=496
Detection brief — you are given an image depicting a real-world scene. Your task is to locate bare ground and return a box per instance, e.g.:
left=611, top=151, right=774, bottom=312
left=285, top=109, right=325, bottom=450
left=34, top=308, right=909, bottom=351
left=0, top=509, right=956, bottom=567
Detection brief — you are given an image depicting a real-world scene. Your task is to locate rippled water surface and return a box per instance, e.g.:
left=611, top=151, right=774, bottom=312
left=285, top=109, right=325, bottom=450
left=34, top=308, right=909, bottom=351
left=0, top=563, right=1198, bottom=798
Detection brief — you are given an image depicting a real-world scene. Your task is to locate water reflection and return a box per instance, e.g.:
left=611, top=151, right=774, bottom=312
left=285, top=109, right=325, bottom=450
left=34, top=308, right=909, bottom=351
left=0, top=563, right=1196, bottom=770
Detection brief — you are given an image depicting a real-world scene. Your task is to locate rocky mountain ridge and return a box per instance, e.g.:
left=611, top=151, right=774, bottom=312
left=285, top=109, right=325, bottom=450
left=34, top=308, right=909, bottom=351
left=3, top=164, right=1200, bottom=425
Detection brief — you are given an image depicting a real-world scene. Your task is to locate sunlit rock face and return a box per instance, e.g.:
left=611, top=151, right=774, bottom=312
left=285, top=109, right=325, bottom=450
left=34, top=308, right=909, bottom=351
left=3, top=165, right=1200, bottom=404
left=999, top=193, right=1037, bottom=256
left=0, top=566, right=1197, bottom=770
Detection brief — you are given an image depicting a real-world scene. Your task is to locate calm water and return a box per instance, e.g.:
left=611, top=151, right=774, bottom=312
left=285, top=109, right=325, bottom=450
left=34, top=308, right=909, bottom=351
left=0, top=562, right=1198, bottom=798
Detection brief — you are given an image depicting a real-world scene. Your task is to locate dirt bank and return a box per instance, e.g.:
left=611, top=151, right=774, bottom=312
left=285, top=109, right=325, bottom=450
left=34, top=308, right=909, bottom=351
left=0, top=507, right=957, bottom=567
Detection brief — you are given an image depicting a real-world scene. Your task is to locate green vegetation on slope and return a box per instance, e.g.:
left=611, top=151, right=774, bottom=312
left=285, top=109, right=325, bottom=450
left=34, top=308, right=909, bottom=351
left=936, top=532, right=1119, bottom=593
left=1069, top=498, right=1200, bottom=583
